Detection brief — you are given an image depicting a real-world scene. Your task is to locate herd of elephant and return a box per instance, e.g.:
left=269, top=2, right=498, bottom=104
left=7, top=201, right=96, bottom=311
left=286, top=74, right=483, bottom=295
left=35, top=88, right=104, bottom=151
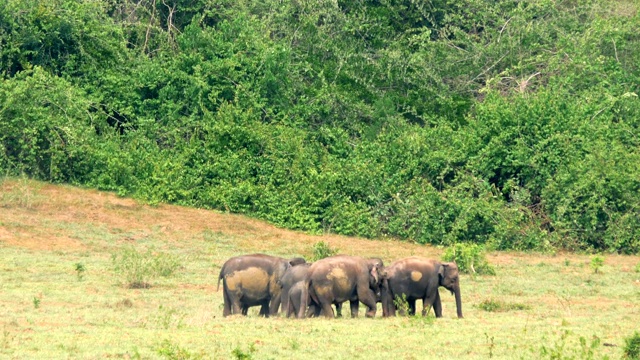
left=217, top=254, right=463, bottom=319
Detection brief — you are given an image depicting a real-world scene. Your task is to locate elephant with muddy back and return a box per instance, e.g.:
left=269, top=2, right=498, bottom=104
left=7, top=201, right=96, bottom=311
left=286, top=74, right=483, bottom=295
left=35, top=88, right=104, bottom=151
left=299, top=255, right=385, bottom=318
left=381, top=257, right=463, bottom=318
left=217, top=254, right=305, bottom=317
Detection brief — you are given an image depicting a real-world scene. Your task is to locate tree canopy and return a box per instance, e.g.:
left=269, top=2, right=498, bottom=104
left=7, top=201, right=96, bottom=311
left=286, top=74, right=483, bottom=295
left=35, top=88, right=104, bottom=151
left=1, top=0, right=639, bottom=253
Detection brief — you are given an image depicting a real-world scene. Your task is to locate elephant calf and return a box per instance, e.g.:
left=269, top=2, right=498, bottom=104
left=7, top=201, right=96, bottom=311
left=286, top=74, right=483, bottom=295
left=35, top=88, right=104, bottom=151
left=280, top=263, right=342, bottom=318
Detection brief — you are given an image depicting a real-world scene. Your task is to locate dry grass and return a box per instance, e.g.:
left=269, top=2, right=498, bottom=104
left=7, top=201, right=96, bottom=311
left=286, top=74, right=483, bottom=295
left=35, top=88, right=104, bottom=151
left=1, top=178, right=639, bottom=359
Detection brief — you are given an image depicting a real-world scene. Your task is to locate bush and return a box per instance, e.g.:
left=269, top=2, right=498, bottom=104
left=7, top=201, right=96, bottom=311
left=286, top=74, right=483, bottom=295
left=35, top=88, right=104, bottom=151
left=477, top=299, right=530, bottom=312
left=311, top=241, right=338, bottom=261
left=590, top=255, right=604, bottom=274
left=442, top=243, right=495, bottom=275
left=625, top=331, right=640, bottom=359
left=111, top=247, right=181, bottom=288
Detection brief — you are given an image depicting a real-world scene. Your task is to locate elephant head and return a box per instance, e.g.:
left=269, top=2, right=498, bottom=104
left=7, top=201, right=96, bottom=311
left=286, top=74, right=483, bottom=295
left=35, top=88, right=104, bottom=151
left=439, top=262, right=463, bottom=318
left=366, top=258, right=386, bottom=296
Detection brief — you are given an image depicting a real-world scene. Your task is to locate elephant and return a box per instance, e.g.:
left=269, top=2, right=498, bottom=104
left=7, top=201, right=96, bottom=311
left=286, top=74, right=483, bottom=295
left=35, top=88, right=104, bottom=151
left=300, top=255, right=384, bottom=318
left=279, top=262, right=342, bottom=318
left=279, top=262, right=312, bottom=315
left=217, top=254, right=306, bottom=317
left=381, top=257, right=463, bottom=318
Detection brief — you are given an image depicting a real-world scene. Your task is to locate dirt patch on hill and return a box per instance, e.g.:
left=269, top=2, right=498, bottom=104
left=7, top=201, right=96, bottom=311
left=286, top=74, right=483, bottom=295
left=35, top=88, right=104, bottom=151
left=0, top=179, right=435, bottom=259
left=1, top=179, right=638, bottom=269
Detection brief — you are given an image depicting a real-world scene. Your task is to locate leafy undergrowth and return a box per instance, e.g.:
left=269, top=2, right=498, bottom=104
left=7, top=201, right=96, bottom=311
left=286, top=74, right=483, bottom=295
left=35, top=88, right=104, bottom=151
left=0, top=179, right=639, bottom=359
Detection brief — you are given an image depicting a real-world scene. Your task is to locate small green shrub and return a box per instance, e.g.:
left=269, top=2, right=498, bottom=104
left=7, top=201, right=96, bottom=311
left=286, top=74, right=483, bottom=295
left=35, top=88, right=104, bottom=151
left=590, top=255, right=604, bottom=274
left=156, top=339, right=203, bottom=360
left=442, top=243, right=495, bottom=275
left=393, top=294, right=411, bottom=316
left=537, top=331, right=601, bottom=360
left=32, top=297, right=41, bottom=309
left=477, top=299, right=530, bottom=312
left=112, top=248, right=181, bottom=288
left=231, top=343, right=256, bottom=360
left=624, top=331, right=640, bottom=359
left=311, top=241, right=338, bottom=261
left=74, top=262, right=86, bottom=281
left=634, top=263, right=640, bottom=273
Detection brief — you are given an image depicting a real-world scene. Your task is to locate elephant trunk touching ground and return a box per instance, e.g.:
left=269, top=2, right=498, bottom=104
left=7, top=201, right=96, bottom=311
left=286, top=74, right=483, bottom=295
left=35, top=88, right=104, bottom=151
left=453, top=284, right=463, bottom=319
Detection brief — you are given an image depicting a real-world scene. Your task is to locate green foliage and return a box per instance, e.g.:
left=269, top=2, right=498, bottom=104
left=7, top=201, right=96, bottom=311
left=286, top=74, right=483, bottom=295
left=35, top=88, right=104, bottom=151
left=74, top=262, right=86, bottom=281
left=537, top=331, right=602, bottom=360
left=1, top=0, right=639, bottom=253
left=32, top=297, right=41, bottom=309
left=624, top=331, right=640, bottom=359
left=111, top=248, right=181, bottom=288
left=442, top=243, right=495, bottom=275
left=231, top=343, right=256, bottom=360
left=0, top=68, right=100, bottom=181
left=590, top=256, right=605, bottom=274
left=156, top=339, right=203, bottom=360
left=635, top=263, right=640, bottom=273
left=311, top=241, right=338, bottom=261
left=477, top=299, right=530, bottom=312
left=393, top=294, right=411, bottom=316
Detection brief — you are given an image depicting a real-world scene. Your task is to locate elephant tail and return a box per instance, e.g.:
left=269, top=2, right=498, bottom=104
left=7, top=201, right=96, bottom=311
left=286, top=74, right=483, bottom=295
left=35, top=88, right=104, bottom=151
left=297, top=276, right=311, bottom=319
left=217, top=266, right=224, bottom=292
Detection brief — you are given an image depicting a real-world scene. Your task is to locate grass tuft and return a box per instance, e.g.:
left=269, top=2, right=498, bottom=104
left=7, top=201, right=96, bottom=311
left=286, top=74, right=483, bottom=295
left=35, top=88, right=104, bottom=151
left=156, top=339, right=204, bottom=360
left=111, top=247, right=181, bottom=288
left=477, top=299, right=530, bottom=312
left=625, top=331, right=640, bottom=359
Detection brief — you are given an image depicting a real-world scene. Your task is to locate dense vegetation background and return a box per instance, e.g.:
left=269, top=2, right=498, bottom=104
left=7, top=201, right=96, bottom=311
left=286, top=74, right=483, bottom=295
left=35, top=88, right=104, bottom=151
left=1, top=0, right=638, bottom=253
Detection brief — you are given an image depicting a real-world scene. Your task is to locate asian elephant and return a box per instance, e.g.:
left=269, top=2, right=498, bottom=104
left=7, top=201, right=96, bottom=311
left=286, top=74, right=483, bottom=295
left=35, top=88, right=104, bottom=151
left=279, top=262, right=342, bottom=318
left=300, top=255, right=384, bottom=318
left=217, top=254, right=306, bottom=317
left=279, top=263, right=312, bottom=315
left=381, top=257, right=463, bottom=318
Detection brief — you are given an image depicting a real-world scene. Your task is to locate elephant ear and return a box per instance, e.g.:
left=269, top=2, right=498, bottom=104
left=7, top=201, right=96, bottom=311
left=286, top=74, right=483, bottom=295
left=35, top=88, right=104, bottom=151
left=370, top=264, right=380, bottom=283
left=438, top=263, right=448, bottom=279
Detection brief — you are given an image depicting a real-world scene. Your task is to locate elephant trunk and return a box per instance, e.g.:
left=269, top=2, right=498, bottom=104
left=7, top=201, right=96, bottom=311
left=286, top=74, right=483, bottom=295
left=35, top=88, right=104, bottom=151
left=453, top=285, right=463, bottom=318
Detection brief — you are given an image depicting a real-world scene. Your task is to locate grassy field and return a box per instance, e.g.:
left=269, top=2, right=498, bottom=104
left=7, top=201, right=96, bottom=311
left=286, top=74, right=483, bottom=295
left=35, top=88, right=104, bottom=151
left=1, top=178, right=639, bottom=359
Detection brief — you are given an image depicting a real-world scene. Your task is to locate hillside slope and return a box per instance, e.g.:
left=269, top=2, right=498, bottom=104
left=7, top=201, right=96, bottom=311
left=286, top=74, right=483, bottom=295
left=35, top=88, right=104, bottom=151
left=1, top=178, right=639, bottom=359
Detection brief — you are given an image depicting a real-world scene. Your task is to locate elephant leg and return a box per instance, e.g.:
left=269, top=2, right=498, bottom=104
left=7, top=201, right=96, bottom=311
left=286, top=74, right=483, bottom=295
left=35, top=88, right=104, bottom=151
left=259, top=301, right=270, bottom=317
left=390, top=303, right=397, bottom=317
left=222, top=287, right=232, bottom=317
left=431, top=290, right=443, bottom=317
left=269, top=292, right=282, bottom=316
left=287, top=294, right=296, bottom=318
left=356, top=287, right=377, bottom=318
left=335, top=302, right=343, bottom=318
left=408, top=299, right=417, bottom=316
left=422, top=292, right=439, bottom=318
left=232, top=297, right=243, bottom=315
left=317, top=298, right=335, bottom=318
left=280, top=287, right=290, bottom=315
left=308, top=304, right=321, bottom=317
left=349, top=300, right=359, bottom=318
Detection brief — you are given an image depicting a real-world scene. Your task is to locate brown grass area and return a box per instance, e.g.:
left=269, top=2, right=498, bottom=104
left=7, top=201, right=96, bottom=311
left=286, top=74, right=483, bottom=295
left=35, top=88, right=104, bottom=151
left=0, top=180, right=437, bottom=261
left=2, top=179, right=639, bottom=271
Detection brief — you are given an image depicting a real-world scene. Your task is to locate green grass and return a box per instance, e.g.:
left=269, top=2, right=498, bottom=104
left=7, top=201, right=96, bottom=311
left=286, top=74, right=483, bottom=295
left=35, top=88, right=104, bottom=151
left=0, top=179, right=639, bottom=359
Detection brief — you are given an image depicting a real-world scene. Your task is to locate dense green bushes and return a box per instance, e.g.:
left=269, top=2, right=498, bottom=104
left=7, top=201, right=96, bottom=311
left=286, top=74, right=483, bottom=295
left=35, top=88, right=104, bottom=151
left=1, top=0, right=638, bottom=253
